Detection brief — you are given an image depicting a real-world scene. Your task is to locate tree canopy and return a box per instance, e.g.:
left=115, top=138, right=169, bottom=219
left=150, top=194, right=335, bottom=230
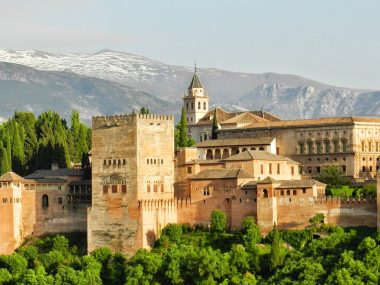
left=0, top=111, right=91, bottom=176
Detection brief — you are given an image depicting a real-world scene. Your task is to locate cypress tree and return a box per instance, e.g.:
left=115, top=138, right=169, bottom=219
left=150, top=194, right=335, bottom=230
left=0, top=141, right=11, bottom=175
left=211, top=110, right=218, bottom=140
left=12, top=123, right=25, bottom=174
left=269, top=223, right=282, bottom=272
left=179, top=107, right=188, bottom=147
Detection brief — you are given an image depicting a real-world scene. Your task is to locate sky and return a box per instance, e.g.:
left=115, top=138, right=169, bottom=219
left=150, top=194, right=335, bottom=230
left=0, top=0, right=379, bottom=89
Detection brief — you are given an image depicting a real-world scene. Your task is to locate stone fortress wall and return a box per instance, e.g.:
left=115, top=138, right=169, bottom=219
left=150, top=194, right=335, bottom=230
left=88, top=113, right=176, bottom=254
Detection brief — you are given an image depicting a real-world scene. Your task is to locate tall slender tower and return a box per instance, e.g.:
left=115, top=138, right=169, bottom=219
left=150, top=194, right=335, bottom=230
left=183, top=66, right=209, bottom=125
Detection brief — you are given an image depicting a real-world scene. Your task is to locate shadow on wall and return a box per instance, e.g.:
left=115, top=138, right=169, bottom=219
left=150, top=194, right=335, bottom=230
left=146, top=230, right=156, bottom=247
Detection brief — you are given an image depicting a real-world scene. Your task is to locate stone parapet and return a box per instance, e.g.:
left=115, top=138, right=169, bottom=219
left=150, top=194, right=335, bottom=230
left=92, top=114, right=174, bottom=129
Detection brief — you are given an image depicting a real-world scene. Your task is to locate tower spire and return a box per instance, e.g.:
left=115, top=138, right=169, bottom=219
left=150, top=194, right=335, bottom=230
left=194, top=62, right=197, bottom=73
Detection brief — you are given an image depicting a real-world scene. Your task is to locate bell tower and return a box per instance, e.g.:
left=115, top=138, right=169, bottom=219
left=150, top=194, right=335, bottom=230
left=183, top=65, right=209, bottom=125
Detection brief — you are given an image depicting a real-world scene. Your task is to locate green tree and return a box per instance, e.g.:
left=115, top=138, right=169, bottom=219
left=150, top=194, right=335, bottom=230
left=12, top=122, right=26, bottom=174
left=178, top=107, right=188, bottom=148
left=140, top=107, right=150, bottom=114
left=161, top=224, right=183, bottom=244
left=318, top=165, right=350, bottom=189
left=211, top=209, right=227, bottom=233
left=211, top=110, right=218, bottom=140
left=0, top=141, right=11, bottom=174
left=241, top=217, right=261, bottom=249
left=309, top=213, right=325, bottom=228
left=269, top=223, right=282, bottom=272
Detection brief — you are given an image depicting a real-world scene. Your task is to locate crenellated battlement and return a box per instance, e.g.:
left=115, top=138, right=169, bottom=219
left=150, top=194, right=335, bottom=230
left=138, top=198, right=176, bottom=210
left=92, top=113, right=174, bottom=129
left=314, top=196, right=376, bottom=205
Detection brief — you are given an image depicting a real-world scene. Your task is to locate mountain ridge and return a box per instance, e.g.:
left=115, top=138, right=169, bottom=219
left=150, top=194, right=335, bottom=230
left=0, top=49, right=379, bottom=120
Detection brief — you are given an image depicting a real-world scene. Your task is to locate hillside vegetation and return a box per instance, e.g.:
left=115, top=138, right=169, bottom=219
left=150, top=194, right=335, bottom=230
left=0, top=212, right=378, bottom=284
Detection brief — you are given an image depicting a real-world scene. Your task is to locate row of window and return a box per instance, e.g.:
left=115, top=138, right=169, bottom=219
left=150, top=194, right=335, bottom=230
left=147, top=181, right=164, bottom=193
left=361, top=141, right=380, bottom=152
left=24, top=184, right=63, bottom=190
left=205, top=146, right=266, bottom=160
left=308, top=157, right=346, bottom=162
left=146, top=158, right=164, bottom=165
left=260, top=164, right=295, bottom=175
left=299, top=131, right=348, bottom=138
left=299, top=140, right=348, bottom=155
left=103, top=184, right=127, bottom=194
left=186, top=101, right=207, bottom=111
left=279, top=189, right=307, bottom=196
left=302, top=165, right=346, bottom=174
left=103, top=159, right=127, bottom=166
left=2, top=197, right=21, bottom=203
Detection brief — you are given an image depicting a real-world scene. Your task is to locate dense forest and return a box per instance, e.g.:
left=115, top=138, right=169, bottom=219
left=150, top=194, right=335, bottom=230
left=0, top=211, right=378, bottom=284
left=0, top=111, right=91, bottom=176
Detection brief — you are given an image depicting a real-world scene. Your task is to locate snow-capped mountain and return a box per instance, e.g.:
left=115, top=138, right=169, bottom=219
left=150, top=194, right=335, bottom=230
left=0, top=49, right=379, bottom=120
left=0, top=61, right=176, bottom=123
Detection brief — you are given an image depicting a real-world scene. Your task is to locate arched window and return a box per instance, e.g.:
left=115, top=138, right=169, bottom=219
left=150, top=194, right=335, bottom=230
left=263, top=189, right=268, bottom=198
left=206, top=149, right=213, bottom=160
left=214, top=149, right=221, bottom=159
left=42, top=194, right=49, bottom=208
left=186, top=102, right=189, bottom=110
left=222, top=149, right=229, bottom=159
left=259, top=147, right=265, bottom=151
left=147, top=182, right=151, bottom=193
left=287, top=190, right=290, bottom=195
left=203, top=102, right=206, bottom=110
left=108, top=160, right=111, bottom=165
left=113, top=159, right=116, bottom=165
left=118, top=159, right=121, bottom=165
left=198, top=102, right=201, bottom=109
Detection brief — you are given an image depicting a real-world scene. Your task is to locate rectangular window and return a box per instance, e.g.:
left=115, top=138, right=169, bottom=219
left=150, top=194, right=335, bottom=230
left=299, top=143, right=304, bottom=154
left=58, top=197, right=63, bottom=204
left=2, top=198, right=7, bottom=203
left=260, top=164, right=264, bottom=174
left=333, top=141, right=339, bottom=153
left=277, top=163, right=280, bottom=174
left=376, top=142, right=379, bottom=152
left=291, top=166, right=294, bottom=175
left=121, top=185, right=127, bottom=194
left=187, top=167, right=192, bottom=174
left=302, top=188, right=306, bottom=194
left=361, top=141, right=365, bottom=152
left=316, top=142, right=321, bottom=154
left=342, top=165, right=346, bottom=173
left=368, top=142, right=372, bottom=152
left=281, top=190, right=284, bottom=196
left=307, top=142, right=313, bottom=154
left=324, top=141, right=330, bottom=153
left=112, top=185, right=117, bottom=193
left=103, top=185, right=109, bottom=194
left=317, top=166, right=321, bottom=173
left=342, top=140, right=347, bottom=152
left=269, top=163, right=272, bottom=174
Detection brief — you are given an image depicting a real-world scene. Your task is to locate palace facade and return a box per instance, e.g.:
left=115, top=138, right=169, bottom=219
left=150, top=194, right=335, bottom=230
left=0, top=70, right=379, bottom=255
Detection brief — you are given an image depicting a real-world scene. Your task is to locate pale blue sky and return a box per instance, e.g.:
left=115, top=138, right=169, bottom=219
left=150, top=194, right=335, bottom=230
left=0, top=0, right=379, bottom=89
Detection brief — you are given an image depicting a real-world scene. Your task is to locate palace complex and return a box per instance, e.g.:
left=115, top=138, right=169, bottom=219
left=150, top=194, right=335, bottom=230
left=0, top=70, right=379, bottom=255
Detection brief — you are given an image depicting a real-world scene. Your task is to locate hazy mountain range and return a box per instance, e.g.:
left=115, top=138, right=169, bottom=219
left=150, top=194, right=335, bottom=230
left=0, top=49, right=379, bottom=123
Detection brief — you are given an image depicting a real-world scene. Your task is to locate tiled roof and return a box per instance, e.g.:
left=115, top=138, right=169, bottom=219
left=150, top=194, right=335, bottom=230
left=255, top=177, right=326, bottom=188
left=68, top=180, right=92, bottom=186
left=190, top=168, right=253, bottom=180
left=275, top=179, right=326, bottom=188
left=194, top=107, right=281, bottom=127
left=25, top=178, right=67, bottom=184
left=0, top=172, right=26, bottom=182
left=220, top=112, right=268, bottom=125
left=188, top=72, right=203, bottom=89
left=25, top=168, right=83, bottom=179
left=257, top=177, right=278, bottom=184
left=223, top=150, right=299, bottom=164
left=196, top=137, right=274, bottom=148
left=236, top=116, right=380, bottom=131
